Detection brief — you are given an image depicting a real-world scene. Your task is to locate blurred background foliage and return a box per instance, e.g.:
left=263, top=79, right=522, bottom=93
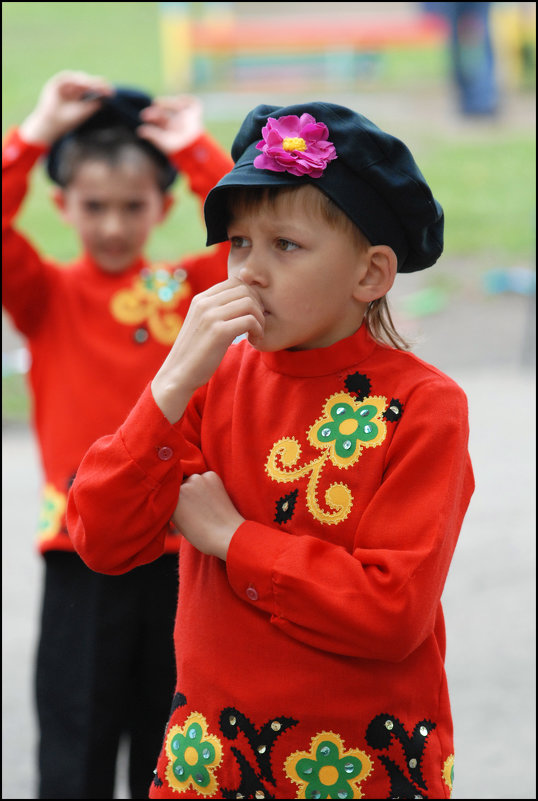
left=2, top=1, right=536, bottom=420
left=3, top=2, right=535, bottom=262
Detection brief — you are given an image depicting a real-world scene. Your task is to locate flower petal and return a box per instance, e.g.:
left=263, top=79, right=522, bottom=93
left=253, top=113, right=337, bottom=178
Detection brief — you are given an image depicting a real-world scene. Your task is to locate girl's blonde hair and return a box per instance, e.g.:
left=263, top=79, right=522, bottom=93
left=226, top=184, right=411, bottom=351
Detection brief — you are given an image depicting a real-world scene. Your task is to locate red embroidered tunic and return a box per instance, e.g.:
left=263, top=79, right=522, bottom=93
left=2, top=127, right=232, bottom=554
left=67, top=324, right=474, bottom=799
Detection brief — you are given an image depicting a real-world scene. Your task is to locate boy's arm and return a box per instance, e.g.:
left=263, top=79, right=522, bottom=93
left=171, top=131, right=233, bottom=203
left=2, top=71, right=114, bottom=335
left=137, top=95, right=233, bottom=291
left=137, top=95, right=233, bottom=201
left=2, top=129, right=53, bottom=335
left=175, top=379, right=475, bottom=663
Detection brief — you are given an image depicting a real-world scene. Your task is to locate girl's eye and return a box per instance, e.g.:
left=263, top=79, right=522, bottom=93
left=230, top=236, right=250, bottom=248
left=85, top=201, right=104, bottom=213
left=276, top=238, right=299, bottom=252
left=126, top=201, right=146, bottom=213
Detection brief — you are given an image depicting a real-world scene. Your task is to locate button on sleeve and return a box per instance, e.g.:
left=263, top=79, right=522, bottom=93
left=157, top=446, right=174, bottom=461
left=245, top=585, right=259, bottom=602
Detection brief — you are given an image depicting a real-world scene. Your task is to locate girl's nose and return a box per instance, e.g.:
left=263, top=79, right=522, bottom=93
left=102, top=211, right=123, bottom=236
left=237, top=256, right=268, bottom=287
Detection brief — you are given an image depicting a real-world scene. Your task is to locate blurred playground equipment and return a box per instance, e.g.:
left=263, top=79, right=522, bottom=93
left=159, top=2, right=449, bottom=91
left=158, top=2, right=535, bottom=94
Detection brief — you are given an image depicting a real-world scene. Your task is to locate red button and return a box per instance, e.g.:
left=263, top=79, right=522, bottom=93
left=246, top=586, right=258, bottom=602
left=157, top=446, right=174, bottom=461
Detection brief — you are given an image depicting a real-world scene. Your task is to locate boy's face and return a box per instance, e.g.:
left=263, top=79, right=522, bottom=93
left=55, top=159, right=171, bottom=273
left=227, top=186, right=368, bottom=352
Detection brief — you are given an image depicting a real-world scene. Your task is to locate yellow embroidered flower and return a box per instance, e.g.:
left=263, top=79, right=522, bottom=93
left=285, top=731, right=373, bottom=799
left=110, top=263, right=190, bottom=345
left=165, top=712, right=222, bottom=796
left=308, top=392, right=387, bottom=469
left=442, top=754, right=454, bottom=794
left=37, top=484, right=66, bottom=543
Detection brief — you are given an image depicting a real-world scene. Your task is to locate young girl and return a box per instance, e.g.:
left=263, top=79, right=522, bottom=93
left=67, top=102, right=474, bottom=799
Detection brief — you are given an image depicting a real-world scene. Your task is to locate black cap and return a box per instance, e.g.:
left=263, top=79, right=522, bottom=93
left=204, top=102, right=443, bottom=273
left=46, top=86, right=178, bottom=189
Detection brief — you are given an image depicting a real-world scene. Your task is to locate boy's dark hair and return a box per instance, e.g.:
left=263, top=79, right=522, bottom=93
left=51, top=126, right=174, bottom=193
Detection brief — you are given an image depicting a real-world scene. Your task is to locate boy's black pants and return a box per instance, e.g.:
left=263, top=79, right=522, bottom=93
left=35, top=551, right=178, bottom=799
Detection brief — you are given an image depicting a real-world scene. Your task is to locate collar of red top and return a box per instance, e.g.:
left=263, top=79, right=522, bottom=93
left=78, top=252, right=147, bottom=280
left=259, top=322, right=377, bottom=378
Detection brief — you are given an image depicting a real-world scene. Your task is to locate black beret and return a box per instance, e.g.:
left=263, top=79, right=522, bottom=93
left=204, top=102, right=443, bottom=273
left=46, top=86, right=178, bottom=189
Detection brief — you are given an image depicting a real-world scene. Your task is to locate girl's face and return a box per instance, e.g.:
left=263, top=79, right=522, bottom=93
left=227, top=186, right=369, bottom=352
left=56, top=159, right=171, bottom=273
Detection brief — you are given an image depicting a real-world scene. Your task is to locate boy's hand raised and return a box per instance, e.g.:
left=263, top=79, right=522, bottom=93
left=137, top=95, right=204, bottom=155
left=151, top=277, right=265, bottom=424
left=19, top=70, right=113, bottom=147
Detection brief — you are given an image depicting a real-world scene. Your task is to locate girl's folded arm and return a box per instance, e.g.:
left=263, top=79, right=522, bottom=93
left=226, top=379, right=475, bottom=661
left=67, top=382, right=192, bottom=574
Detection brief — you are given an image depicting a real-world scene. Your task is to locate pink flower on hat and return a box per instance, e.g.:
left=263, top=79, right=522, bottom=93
left=253, top=114, right=337, bottom=178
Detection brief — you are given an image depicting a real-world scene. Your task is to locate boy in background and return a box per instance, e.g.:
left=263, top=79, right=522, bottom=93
left=2, top=70, right=232, bottom=799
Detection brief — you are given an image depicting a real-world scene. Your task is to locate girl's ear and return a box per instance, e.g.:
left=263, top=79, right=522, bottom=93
left=353, top=245, right=398, bottom=303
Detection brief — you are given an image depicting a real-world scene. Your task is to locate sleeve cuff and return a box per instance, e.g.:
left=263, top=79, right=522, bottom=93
left=2, top=128, right=49, bottom=169
left=119, top=383, right=188, bottom=485
left=226, top=520, right=292, bottom=617
left=169, top=131, right=215, bottom=171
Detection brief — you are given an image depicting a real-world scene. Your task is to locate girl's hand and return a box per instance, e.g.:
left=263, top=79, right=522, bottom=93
left=173, top=472, right=244, bottom=561
left=19, top=70, right=113, bottom=146
left=151, top=277, right=265, bottom=424
left=137, top=95, right=204, bottom=155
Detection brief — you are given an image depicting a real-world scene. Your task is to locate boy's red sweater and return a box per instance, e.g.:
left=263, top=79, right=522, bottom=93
left=67, top=324, right=474, bottom=799
left=2, top=127, right=232, bottom=554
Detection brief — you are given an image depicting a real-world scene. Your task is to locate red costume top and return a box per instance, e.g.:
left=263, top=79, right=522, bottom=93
left=67, top=323, right=474, bottom=799
left=2, top=127, right=232, bottom=554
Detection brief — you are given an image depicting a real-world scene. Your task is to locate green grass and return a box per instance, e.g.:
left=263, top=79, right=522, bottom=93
left=2, top=2, right=536, bottom=421
left=419, top=135, right=536, bottom=260
left=3, top=2, right=535, bottom=263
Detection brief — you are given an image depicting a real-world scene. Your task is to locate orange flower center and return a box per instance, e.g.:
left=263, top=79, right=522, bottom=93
left=339, top=418, right=358, bottom=436
left=319, top=764, right=340, bottom=785
left=184, top=746, right=199, bottom=766
left=282, top=136, right=307, bottom=152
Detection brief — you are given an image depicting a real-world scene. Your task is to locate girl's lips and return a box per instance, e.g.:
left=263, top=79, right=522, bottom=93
left=100, top=241, right=129, bottom=255
left=102, top=248, right=127, bottom=256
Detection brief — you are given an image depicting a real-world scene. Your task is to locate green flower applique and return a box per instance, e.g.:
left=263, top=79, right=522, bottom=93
left=285, top=731, right=373, bottom=799
left=165, top=712, right=222, bottom=796
left=308, top=392, right=387, bottom=469
left=110, top=263, right=190, bottom=345
left=140, top=265, right=188, bottom=303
